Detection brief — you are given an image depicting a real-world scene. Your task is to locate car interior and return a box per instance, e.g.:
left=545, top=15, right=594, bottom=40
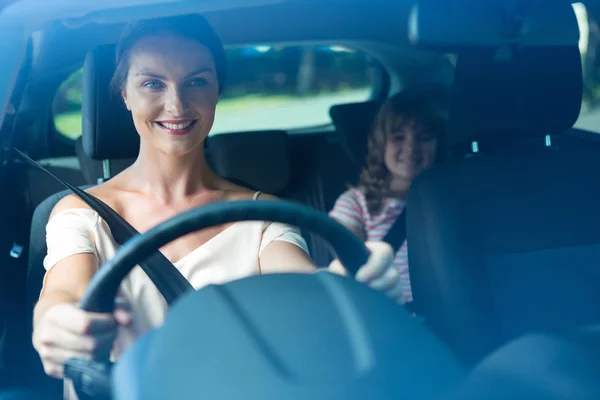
left=1, top=0, right=600, bottom=398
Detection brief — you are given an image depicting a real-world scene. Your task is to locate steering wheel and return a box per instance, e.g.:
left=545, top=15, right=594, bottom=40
left=64, top=200, right=371, bottom=399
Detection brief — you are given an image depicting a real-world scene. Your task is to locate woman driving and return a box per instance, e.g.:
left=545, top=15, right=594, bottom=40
left=32, top=14, right=402, bottom=390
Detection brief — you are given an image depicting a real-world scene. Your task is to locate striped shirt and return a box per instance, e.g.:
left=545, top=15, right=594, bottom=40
left=329, top=187, right=412, bottom=303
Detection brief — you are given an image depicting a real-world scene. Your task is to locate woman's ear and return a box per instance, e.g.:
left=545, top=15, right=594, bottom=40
left=121, top=89, right=130, bottom=111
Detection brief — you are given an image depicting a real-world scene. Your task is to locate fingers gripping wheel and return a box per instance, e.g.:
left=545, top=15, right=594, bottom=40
left=65, top=200, right=370, bottom=399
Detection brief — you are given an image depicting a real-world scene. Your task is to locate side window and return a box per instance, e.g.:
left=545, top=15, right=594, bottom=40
left=53, top=68, right=83, bottom=140
left=52, top=45, right=381, bottom=140
left=575, top=2, right=600, bottom=133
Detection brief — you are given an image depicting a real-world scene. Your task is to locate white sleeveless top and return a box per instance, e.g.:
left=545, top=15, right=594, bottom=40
left=42, top=194, right=309, bottom=360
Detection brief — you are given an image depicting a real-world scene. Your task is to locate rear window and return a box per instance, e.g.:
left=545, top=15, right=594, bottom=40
left=53, top=45, right=381, bottom=140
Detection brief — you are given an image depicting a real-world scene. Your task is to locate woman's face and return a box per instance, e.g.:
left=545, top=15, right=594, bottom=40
left=122, top=33, right=219, bottom=156
left=383, top=118, right=438, bottom=182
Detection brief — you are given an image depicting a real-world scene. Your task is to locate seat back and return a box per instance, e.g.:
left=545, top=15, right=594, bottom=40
left=329, top=100, right=382, bottom=172
left=27, top=187, right=93, bottom=311
left=406, top=30, right=595, bottom=364
left=21, top=186, right=92, bottom=395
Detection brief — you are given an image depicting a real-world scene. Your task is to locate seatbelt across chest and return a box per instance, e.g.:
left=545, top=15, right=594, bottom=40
left=382, top=206, right=407, bottom=253
left=381, top=206, right=419, bottom=313
left=14, top=148, right=193, bottom=306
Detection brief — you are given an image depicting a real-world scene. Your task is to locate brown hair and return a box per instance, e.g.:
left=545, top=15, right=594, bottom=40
left=358, top=88, right=448, bottom=215
left=110, top=14, right=227, bottom=97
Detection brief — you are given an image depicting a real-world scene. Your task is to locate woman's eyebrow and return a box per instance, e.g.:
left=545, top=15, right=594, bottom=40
left=134, top=71, right=167, bottom=79
left=133, top=67, right=214, bottom=80
left=185, top=67, right=214, bottom=79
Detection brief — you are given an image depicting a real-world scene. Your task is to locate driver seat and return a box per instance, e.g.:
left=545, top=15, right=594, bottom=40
left=406, top=40, right=600, bottom=365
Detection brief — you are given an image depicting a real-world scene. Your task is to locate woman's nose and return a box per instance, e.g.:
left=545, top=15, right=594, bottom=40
left=165, top=89, right=189, bottom=115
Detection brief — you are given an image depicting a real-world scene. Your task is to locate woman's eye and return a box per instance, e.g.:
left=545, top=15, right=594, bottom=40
left=143, top=80, right=164, bottom=89
left=188, top=78, right=208, bottom=87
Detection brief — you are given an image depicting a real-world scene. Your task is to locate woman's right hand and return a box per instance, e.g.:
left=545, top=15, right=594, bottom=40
left=32, top=302, right=131, bottom=378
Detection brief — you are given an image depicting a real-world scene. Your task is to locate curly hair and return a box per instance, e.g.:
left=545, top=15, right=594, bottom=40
left=358, top=88, right=448, bottom=215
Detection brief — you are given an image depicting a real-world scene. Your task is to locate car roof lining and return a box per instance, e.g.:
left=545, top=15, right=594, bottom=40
left=31, top=0, right=416, bottom=79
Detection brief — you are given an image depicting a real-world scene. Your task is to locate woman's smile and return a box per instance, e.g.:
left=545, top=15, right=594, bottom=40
left=155, top=119, right=199, bottom=135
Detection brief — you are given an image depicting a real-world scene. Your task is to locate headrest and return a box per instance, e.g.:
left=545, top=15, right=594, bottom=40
left=207, top=131, right=291, bottom=194
left=75, top=137, right=135, bottom=184
left=82, top=44, right=140, bottom=160
left=329, top=101, right=381, bottom=166
left=449, top=46, right=582, bottom=143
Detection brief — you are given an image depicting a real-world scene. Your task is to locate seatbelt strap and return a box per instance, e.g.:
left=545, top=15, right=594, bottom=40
left=13, top=149, right=193, bottom=306
left=382, top=206, right=407, bottom=253
left=381, top=206, right=417, bottom=312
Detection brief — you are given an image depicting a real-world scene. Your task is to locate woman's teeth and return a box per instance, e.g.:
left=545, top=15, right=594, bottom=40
left=159, top=121, right=194, bottom=130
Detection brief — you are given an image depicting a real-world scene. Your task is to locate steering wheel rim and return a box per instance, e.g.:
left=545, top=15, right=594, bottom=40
left=80, top=199, right=370, bottom=313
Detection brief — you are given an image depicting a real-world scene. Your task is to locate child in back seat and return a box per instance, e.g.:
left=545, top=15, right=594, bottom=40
left=329, top=89, right=448, bottom=304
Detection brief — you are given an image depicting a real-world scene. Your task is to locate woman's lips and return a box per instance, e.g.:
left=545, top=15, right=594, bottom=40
left=155, top=120, right=198, bottom=135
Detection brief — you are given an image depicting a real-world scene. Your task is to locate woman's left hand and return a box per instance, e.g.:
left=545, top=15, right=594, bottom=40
left=327, top=241, right=404, bottom=303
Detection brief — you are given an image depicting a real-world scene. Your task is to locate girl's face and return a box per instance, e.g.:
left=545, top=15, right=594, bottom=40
left=121, top=33, right=219, bottom=156
left=383, top=118, right=438, bottom=183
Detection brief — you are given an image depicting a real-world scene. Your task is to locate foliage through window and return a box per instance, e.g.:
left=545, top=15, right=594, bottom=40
left=53, top=45, right=379, bottom=139
left=53, top=68, right=83, bottom=139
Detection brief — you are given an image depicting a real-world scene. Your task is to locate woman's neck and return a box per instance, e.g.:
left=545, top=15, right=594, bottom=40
left=128, top=143, right=220, bottom=204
